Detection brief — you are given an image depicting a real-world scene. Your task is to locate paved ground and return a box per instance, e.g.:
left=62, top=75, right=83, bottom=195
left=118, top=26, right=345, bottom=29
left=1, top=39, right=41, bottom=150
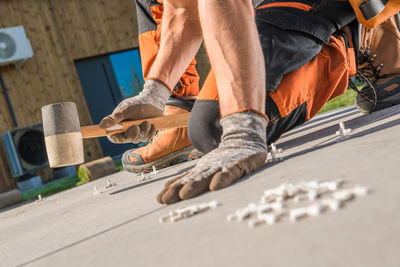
left=1, top=106, right=400, bottom=267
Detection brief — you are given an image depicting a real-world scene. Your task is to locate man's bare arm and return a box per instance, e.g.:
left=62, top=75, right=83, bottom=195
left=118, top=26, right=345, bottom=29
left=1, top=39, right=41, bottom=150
left=148, top=0, right=203, bottom=91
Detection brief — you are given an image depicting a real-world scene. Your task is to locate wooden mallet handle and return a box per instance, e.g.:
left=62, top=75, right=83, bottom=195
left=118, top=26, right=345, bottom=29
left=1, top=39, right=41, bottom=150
left=42, top=102, right=190, bottom=168
left=80, top=113, right=190, bottom=139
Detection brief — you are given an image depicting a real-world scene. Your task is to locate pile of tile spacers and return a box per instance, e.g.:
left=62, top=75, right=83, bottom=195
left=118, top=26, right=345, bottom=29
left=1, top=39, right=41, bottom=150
left=159, top=200, right=221, bottom=223
left=227, top=179, right=369, bottom=228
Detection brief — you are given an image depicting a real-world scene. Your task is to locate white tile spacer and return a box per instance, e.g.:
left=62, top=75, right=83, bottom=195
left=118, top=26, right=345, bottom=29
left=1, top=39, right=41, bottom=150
left=259, top=213, right=278, bottom=225
left=335, top=122, right=352, bottom=141
left=306, top=203, right=324, bottom=216
left=105, top=179, right=117, bottom=189
left=321, top=198, right=343, bottom=211
left=267, top=143, right=283, bottom=163
left=246, top=202, right=258, bottom=212
left=231, top=203, right=258, bottom=222
left=256, top=203, right=273, bottom=214
left=249, top=213, right=278, bottom=227
left=139, top=172, right=145, bottom=182
left=256, top=202, right=284, bottom=214
left=37, top=194, right=42, bottom=201
left=236, top=209, right=253, bottom=222
left=307, top=189, right=319, bottom=201
left=289, top=207, right=308, bottom=223
left=294, top=194, right=308, bottom=203
left=270, top=143, right=283, bottom=154
left=270, top=202, right=285, bottom=212
left=93, top=186, right=100, bottom=196
left=267, top=151, right=280, bottom=163
left=248, top=219, right=264, bottom=228
left=171, top=215, right=185, bottom=223
left=175, top=207, right=192, bottom=217
left=335, top=179, right=345, bottom=186
left=206, top=200, right=221, bottom=209
left=159, top=215, right=170, bottom=224
left=333, top=190, right=355, bottom=202
left=151, top=166, right=159, bottom=175
left=260, top=190, right=278, bottom=203
left=352, top=185, right=369, bottom=196
left=227, top=213, right=238, bottom=222
left=320, top=181, right=340, bottom=191
left=275, top=196, right=286, bottom=203
left=287, top=184, right=304, bottom=197
left=305, top=180, right=320, bottom=189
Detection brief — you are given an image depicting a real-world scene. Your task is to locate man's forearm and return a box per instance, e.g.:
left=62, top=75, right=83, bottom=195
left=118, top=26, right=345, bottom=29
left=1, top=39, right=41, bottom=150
left=148, top=0, right=203, bottom=91
left=199, top=0, right=266, bottom=118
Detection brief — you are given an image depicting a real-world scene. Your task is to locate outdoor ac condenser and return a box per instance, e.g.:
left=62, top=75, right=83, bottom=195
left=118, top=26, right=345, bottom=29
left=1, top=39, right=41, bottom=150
left=0, top=26, right=33, bottom=66
left=1, top=124, right=49, bottom=177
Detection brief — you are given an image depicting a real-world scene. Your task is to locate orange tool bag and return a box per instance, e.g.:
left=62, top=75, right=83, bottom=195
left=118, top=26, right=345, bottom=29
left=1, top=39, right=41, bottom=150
left=349, top=0, right=400, bottom=28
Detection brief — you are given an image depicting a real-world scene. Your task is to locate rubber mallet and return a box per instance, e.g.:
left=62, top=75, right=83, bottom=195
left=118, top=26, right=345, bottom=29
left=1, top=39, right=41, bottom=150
left=41, top=102, right=189, bottom=168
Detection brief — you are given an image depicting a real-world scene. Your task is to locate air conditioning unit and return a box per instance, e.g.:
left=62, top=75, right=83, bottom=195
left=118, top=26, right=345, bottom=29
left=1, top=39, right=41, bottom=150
left=0, top=26, right=33, bottom=66
left=1, top=123, right=49, bottom=177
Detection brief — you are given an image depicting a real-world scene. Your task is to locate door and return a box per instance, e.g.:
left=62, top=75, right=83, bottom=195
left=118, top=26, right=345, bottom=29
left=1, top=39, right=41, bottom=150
left=75, top=50, right=145, bottom=159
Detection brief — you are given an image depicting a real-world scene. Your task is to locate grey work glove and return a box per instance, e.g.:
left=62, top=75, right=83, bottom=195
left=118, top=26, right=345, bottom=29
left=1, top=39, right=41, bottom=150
left=100, top=80, right=170, bottom=144
left=157, top=111, right=268, bottom=205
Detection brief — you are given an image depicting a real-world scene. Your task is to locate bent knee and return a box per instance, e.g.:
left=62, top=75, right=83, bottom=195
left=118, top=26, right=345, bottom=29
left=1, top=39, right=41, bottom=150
left=188, top=100, right=222, bottom=154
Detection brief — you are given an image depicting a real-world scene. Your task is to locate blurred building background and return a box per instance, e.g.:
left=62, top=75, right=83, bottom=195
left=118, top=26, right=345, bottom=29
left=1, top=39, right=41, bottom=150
left=0, top=0, right=209, bottom=193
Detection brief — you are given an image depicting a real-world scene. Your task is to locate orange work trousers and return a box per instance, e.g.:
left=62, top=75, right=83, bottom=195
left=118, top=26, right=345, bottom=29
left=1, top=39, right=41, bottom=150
left=136, top=0, right=200, bottom=96
left=188, top=33, right=356, bottom=152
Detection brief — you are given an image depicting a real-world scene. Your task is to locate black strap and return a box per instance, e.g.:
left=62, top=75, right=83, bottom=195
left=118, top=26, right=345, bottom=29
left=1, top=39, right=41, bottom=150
left=359, top=0, right=389, bottom=20
left=166, top=96, right=195, bottom=112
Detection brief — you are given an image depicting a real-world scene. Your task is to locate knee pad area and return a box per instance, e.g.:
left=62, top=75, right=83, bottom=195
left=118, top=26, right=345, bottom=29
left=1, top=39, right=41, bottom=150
left=188, top=100, right=222, bottom=154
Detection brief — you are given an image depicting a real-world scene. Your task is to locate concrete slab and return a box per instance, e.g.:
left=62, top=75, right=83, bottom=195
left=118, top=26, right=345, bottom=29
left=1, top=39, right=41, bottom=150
left=1, top=106, right=400, bottom=267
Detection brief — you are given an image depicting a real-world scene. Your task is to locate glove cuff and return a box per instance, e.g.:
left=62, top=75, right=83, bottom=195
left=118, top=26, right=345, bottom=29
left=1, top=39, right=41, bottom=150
left=139, top=79, right=171, bottom=111
left=220, top=111, right=267, bottom=152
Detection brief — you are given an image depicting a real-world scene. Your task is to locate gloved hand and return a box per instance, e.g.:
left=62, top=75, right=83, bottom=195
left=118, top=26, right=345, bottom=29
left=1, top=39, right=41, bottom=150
left=100, top=80, right=170, bottom=144
left=157, top=112, right=268, bottom=204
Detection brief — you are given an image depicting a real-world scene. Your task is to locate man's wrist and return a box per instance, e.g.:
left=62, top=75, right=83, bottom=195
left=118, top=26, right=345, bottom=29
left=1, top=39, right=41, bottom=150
left=147, top=78, right=173, bottom=93
left=139, top=79, right=171, bottom=111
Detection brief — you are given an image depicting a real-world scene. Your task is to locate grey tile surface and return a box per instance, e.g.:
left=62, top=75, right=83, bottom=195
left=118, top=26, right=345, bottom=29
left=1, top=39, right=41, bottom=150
left=1, top=106, right=399, bottom=267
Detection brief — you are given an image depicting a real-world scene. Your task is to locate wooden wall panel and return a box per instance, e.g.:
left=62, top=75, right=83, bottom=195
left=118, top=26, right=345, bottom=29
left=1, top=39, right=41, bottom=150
left=48, top=0, right=139, bottom=60
left=0, top=0, right=140, bottom=193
